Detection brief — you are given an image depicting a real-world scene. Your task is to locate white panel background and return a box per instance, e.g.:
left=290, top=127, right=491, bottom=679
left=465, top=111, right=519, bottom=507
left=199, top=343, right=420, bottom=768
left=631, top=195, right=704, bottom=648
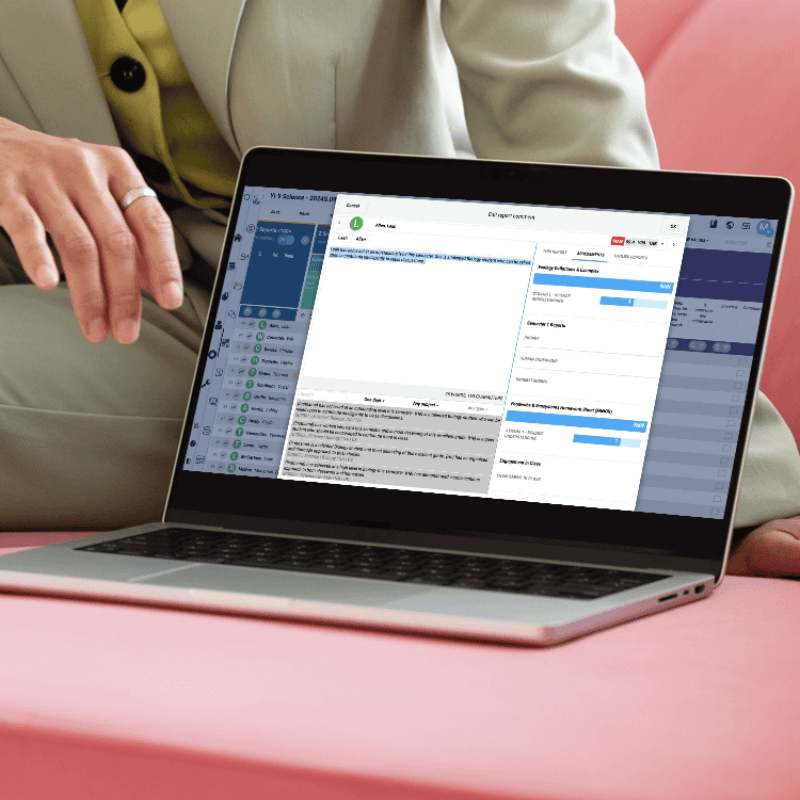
left=299, top=256, right=531, bottom=392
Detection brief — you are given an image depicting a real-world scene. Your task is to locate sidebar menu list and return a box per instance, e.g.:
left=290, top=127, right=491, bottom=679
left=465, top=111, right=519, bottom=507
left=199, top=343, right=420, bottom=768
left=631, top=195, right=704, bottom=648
left=184, top=188, right=335, bottom=475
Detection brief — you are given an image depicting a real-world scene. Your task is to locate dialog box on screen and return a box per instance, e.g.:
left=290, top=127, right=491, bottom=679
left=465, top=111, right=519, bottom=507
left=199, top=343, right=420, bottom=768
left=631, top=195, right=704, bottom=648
left=278, top=194, right=689, bottom=512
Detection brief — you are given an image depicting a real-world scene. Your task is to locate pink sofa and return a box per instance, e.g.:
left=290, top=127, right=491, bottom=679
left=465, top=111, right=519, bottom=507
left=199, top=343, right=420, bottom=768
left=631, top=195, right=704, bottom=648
left=616, top=0, right=800, bottom=444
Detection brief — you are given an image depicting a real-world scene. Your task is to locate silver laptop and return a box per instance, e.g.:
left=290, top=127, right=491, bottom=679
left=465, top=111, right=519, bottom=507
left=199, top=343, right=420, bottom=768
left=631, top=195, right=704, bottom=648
left=0, top=148, right=792, bottom=645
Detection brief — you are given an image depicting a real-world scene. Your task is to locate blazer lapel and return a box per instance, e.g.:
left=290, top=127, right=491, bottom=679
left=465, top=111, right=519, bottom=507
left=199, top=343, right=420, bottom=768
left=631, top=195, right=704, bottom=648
left=0, top=0, right=119, bottom=144
left=159, top=0, right=249, bottom=158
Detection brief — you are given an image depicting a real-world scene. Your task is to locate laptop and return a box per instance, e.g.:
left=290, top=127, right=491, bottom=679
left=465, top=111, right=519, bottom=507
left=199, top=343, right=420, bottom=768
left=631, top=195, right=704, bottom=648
left=0, top=147, right=792, bottom=645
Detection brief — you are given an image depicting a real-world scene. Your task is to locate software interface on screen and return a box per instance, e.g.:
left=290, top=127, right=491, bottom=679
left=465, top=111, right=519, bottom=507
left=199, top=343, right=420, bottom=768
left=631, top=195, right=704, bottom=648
left=183, top=187, right=777, bottom=519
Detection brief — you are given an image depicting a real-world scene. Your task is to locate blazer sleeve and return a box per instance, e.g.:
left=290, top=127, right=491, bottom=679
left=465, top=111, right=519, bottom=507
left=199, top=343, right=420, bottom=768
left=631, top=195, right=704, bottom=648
left=439, top=0, right=659, bottom=170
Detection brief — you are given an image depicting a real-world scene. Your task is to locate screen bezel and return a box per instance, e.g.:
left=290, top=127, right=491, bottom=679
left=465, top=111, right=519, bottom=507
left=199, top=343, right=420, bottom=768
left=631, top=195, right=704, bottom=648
left=164, top=146, right=793, bottom=567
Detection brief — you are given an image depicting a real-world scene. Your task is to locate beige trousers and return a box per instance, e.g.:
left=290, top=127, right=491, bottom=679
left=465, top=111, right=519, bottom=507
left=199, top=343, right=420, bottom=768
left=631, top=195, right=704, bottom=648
left=0, top=230, right=210, bottom=530
left=2, top=231, right=799, bottom=531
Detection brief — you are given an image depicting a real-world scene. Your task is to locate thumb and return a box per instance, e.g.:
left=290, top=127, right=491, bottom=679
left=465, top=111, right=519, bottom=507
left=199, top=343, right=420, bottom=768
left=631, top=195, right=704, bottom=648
left=728, top=526, right=800, bottom=577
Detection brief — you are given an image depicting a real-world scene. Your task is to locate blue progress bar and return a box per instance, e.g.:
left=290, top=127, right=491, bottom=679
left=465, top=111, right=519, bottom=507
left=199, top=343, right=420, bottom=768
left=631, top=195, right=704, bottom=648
left=600, top=296, right=668, bottom=309
left=572, top=435, right=642, bottom=448
left=506, top=410, right=648, bottom=433
left=600, top=296, right=633, bottom=307
left=534, top=274, right=674, bottom=293
left=574, top=434, right=621, bottom=446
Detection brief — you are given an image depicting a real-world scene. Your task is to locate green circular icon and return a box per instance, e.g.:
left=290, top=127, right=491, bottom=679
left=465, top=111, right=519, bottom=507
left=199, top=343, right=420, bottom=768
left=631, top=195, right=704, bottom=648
left=349, top=216, right=364, bottom=231
left=240, top=403, right=249, bottom=412
left=235, top=427, right=244, bottom=437
left=243, top=392, right=251, bottom=401
left=250, top=356, right=259, bottom=365
left=230, top=452, right=239, bottom=461
left=254, top=344, right=262, bottom=353
left=256, top=332, right=264, bottom=341
left=233, top=439, right=242, bottom=449
left=248, top=368, right=256, bottom=377
left=259, top=321, right=267, bottom=329
left=245, top=380, right=254, bottom=389
left=227, top=464, right=237, bottom=473
left=238, top=415, right=247, bottom=424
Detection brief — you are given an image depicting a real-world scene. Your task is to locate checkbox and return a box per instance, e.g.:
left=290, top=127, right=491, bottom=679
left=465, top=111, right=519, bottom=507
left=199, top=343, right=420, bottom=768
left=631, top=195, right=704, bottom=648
left=714, top=496, right=722, bottom=502
left=738, top=357, right=747, bottom=365
left=729, top=407, right=739, bottom=415
left=725, top=433, right=733, bottom=439
left=734, top=383, right=743, bottom=389
left=718, top=470, right=726, bottom=476
left=727, top=420, right=736, bottom=427
left=716, top=483, right=724, bottom=490
left=732, top=395, right=741, bottom=402
left=723, top=445, right=731, bottom=452
left=720, top=457, right=729, bottom=465
left=736, top=370, right=745, bottom=376
left=712, top=507, right=721, bottom=515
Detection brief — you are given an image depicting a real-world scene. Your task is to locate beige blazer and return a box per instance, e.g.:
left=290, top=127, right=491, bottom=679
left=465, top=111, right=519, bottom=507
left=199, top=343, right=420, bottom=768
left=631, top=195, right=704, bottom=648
left=0, top=0, right=659, bottom=162
left=0, top=0, right=798, bottom=528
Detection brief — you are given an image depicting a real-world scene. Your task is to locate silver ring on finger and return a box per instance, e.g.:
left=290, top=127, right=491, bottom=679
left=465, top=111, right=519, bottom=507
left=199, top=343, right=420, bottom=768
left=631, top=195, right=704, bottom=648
left=118, top=186, right=157, bottom=212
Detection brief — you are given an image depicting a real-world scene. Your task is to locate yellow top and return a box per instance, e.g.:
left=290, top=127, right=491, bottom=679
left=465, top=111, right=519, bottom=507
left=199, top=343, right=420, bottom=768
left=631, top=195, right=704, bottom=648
left=72, top=0, right=238, bottom=209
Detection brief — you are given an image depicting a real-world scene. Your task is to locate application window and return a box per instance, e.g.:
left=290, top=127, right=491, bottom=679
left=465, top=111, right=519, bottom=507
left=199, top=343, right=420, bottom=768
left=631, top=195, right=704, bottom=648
left=279, top=194, right=689, bottom=511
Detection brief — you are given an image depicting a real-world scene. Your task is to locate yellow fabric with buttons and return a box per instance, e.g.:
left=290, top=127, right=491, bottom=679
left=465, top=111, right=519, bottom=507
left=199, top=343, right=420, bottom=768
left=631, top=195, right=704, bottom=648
left=72, top=0, right=238, bottom=209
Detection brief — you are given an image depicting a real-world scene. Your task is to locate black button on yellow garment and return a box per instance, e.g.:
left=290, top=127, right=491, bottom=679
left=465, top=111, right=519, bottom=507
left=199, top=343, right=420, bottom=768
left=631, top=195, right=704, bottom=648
left=110, top=56, right=146, bottom=92
left=134, top=153, right=170, bottom=184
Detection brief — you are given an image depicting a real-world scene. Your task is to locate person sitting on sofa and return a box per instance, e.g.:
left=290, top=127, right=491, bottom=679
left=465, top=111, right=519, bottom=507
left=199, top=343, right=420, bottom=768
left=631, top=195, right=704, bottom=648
left=1, top=0, right=798, bottom=576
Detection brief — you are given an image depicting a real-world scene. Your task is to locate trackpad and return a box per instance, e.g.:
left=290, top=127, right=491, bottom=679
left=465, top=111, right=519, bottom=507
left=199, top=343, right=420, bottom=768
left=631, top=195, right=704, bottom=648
left=135, top=564, right=431, bottom=606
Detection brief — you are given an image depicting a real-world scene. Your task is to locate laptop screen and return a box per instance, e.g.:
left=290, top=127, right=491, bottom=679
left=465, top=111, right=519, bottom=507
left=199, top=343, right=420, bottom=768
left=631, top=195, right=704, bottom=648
left=166, top=149, right=790, bottom=561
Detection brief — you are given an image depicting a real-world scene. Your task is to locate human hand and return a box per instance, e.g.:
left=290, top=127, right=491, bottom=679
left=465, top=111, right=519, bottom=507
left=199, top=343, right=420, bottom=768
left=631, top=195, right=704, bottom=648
left=726, top=515, right=800, bottom=576
left=0, top=117, right=182, bottom=344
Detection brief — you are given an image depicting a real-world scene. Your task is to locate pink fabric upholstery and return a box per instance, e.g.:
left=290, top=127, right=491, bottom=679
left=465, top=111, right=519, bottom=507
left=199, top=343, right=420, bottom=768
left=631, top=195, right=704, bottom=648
left=0, top=531, right=95, bottom=553
left=617, top=0, right=800, bottom=443
left=1, top=532, right=799, bottom=799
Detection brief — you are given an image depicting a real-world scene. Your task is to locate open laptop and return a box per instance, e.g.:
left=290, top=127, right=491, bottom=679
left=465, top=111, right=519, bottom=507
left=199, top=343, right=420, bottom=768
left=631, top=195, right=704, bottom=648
left=0, top=147, right=792, bottom=645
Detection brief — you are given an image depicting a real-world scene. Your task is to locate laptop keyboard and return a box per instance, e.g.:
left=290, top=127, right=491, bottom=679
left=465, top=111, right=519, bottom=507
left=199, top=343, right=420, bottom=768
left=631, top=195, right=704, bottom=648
left=78, top=528, right=663, bottom=600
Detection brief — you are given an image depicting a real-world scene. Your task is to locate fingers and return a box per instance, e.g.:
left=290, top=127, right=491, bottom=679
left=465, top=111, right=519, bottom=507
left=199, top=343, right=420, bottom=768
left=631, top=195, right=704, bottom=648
left=0, top=127, right=183, bottom=344
left=122, top=196, right=183, bottom=312
left=41, top=195, right=116, bottom=343
left=0, top=202, right=60, bottom=290
left=727, top=517, right=800, bottom=577
left=105, top=148, right=182, bottom=314
left=69, top=183, right=184, bottom=345
left=745, top=529, right=800, bottom=577
left=71, top=185, right=144, bottom=344
left=0, top=184, right=113, bottom=343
